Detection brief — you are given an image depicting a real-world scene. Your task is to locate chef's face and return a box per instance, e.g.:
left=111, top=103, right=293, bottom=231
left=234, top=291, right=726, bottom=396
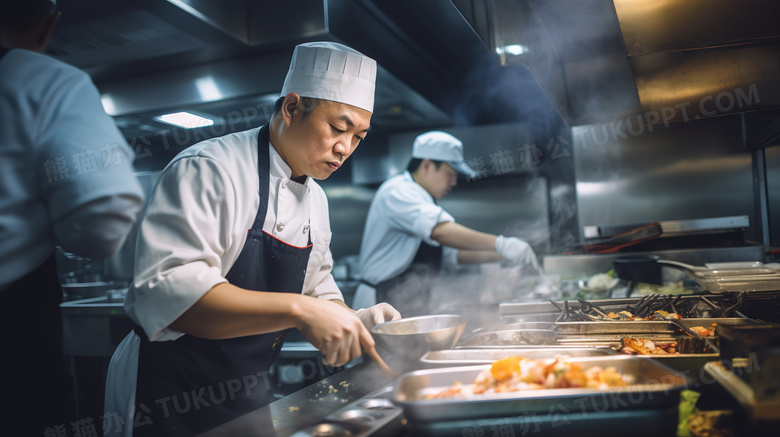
left=286, top=97, right=371, bottom=180
left=426, top=161, right=458, bottom=199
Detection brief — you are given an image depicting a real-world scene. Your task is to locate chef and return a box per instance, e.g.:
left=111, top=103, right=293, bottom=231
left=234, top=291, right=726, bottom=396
left=1, top=0, right=145, bottom=434
left=355, top=131, right=539, bottom=317
left=104, top=42, right=400, bottom=437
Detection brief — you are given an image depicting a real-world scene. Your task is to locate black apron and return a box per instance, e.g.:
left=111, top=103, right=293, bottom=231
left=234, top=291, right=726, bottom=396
left=1, top=254, right=71, bottom=436
left=373, top=241, right=443, bottom=318
left=0, top=46, right=71, bottom=436
left=132, top=124, right=312, bottom=436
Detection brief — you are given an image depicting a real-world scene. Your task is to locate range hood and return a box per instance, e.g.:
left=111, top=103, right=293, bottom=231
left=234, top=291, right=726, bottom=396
left=45, top=0, right=499, bottom=138
left=453, top=0, right=780, bottom=142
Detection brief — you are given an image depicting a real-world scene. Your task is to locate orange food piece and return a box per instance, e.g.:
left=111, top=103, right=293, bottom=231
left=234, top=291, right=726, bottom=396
left=490, top=356, right=523, bottom=382
left=561, top=363, right=587, bottom=388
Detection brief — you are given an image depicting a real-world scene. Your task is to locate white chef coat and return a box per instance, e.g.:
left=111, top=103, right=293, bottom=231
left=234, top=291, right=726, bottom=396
left=105, top=127, right=342, bottom=434
left=0, top=49, right=144, bottom=291
left=354, top=171, right=457, bottom=308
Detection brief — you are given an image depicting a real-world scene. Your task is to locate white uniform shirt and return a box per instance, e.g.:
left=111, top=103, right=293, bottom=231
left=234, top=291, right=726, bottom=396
left=125, top=127, right=342, bottom=341
left=106, top=128, right=342, bottom=433
left=0, top=49, right=143, bottom=291
left=357, top=171, right=456, bottom=288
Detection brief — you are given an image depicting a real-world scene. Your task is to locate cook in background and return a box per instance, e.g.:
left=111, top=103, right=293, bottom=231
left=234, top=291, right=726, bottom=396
left=0, top=0, right=145, bottom=435
left=104, top=41, right=400, bottom=437
left=355, top=131, right=539, bottom=317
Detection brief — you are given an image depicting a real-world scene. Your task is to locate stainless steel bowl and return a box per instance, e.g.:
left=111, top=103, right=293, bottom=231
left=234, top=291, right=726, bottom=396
left=371, top=314, right=467, bottom=363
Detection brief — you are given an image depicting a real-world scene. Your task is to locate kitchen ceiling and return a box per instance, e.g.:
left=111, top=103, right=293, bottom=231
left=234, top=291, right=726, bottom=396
left=46, top=0, right=500, bottom=141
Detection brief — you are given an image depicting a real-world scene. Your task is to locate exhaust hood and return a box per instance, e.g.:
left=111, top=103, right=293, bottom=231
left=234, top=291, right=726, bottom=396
left=453, top=0, right=780, bottom=134
left=45, top=0, right=499, bottom=139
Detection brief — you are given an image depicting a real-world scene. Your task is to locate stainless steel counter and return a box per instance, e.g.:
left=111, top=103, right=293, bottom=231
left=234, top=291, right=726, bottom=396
left=198, top=359, right=404, bottom=437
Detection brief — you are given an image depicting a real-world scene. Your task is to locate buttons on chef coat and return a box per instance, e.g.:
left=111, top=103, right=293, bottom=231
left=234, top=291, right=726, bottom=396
left=281, top=179, right=288, bottom=188
left=276, top=223, right=285, bottom=232
left=303, top=224, right=310, bottom=234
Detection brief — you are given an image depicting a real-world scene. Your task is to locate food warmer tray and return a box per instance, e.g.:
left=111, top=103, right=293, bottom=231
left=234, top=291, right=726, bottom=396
left=391, top=356, right=688, bottom=424
left=555, top=334, right=676, bottom=348
left=456, top=329, right=558, bottom=348
left=554, top=317, right=754, bottom=335
left=626, top=353, right=718, bottom=385
left=554, top=320, right=677, bottom=335
left=419, top=348, right=618, bottom=367
left=406, top=406, right=678, bottom=437
left=694, top=273, right=780, bottom=293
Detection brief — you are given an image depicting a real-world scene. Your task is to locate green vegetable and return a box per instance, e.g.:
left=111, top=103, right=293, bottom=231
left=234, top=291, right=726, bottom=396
left=677, top=390, right=700, bottom=437
left=606, top=268, right=616, bottom=279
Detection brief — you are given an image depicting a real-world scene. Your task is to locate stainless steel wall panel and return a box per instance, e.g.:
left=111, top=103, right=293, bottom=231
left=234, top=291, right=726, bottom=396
left=613, top=0, right=780, bottom=57
left=573, top=115, right=758, bottom=242
left=766, top=145, right=780, bottom=248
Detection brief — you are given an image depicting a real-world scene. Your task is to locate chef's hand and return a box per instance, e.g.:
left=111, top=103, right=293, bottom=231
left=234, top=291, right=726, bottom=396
left=297, top=298, right=374, bottom=367
left=355, top=303, right=402, bottom=330
left=495, top=235, right=538, bottom=267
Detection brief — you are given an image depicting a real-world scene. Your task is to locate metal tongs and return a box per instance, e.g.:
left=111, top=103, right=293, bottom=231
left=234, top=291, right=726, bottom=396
left=550, top=299, right=579, bottom=322
left=577, top=299, right=611, bottom=319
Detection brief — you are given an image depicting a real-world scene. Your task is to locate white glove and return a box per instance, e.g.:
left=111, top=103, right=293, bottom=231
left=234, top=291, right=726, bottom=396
left=354, top=303, right=402, bottom=330
left=495, top=235, right=538, bottom=267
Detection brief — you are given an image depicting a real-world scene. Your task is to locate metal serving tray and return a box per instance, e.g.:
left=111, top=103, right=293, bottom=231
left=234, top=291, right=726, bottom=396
left=678, top=317, right=758, bottom=329
left=420, top=348, right=618, bottom=367
left=554, top=317, right=754, bottom=336
left=475, top=322, right=555, bottom=333
left=391, top=356, right=688, bottom=423
left=555, top=320, right=676, bottom=335
left=626, top=353, right=719, bottom=384
left=406, top=406, right=679, bottom=437
left=695, top=274, right=780, bottom=293
left=456, top=329, right=558, bottom=348
left=555, top=334, right=677, bottom=349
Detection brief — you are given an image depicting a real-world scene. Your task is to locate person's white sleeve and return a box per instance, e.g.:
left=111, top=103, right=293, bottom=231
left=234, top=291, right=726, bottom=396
left=384, top=189, right=455, bottom=246
left=306, top=254, right=344, bottom=302
left=127, top=158, right=233, bottom=341
left=36, top=67, right=144, bottom=229
left=309, top=277, right=343, bottom=301
left=53, top=195, right=143, bottom=259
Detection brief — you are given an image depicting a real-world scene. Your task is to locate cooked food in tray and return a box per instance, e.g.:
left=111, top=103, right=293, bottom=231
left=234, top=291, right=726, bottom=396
left=555, top=293, right=749, bottom=323
left=621, top=337, right=679, bottom=355
left=428, top=356, right=629, bottom=398
left=604, top=309, right=682, bottom=321
left=619, top=332, right=718, bottom=355
left=687, top=323, right=718, bottom=337
left=393, top=356, right=688, bottom=424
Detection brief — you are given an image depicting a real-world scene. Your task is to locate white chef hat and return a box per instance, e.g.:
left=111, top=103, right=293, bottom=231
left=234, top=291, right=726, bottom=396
left=412, top=131, right=476, bottom=178
left=281, top=41, right=377, bottom=113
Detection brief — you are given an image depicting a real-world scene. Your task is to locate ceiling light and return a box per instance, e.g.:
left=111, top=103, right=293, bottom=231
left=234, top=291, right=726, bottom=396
left=101, top=94, right=117, bottom=116
left=196, top=76, right=222, bottom=101
left=155, top=111, right=214, bottom=129
left=503, top=44, right=528, bottom=56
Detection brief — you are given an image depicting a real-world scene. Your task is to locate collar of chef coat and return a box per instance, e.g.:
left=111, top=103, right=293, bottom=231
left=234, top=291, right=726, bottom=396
left=268, top=142, right=311, bottom=188
left=402, top=170, right=436, bottom=204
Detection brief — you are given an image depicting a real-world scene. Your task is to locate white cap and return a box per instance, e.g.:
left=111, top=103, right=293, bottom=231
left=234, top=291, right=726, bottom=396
left=281, top=41, right=377, bottom=113
left=412, top=131, right=476, bottom=178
